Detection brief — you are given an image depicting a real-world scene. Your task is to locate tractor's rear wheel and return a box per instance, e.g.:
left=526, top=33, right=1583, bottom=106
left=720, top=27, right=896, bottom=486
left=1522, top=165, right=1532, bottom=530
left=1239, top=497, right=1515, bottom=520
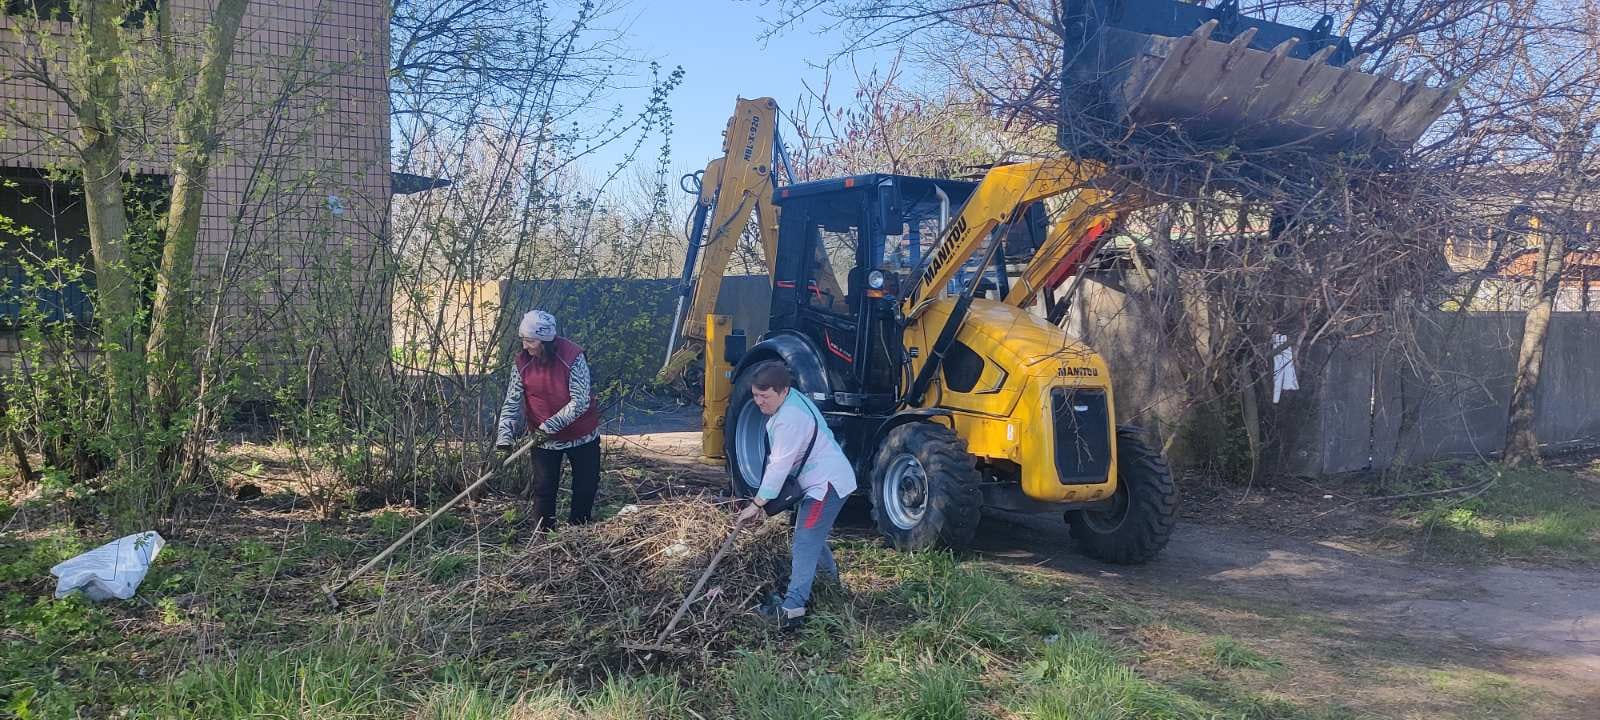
left=1066, top=427, right=1177, bottom=564
left=723, top=364, right=770, bottom=498
left=870, top=422, right=982, bottom=551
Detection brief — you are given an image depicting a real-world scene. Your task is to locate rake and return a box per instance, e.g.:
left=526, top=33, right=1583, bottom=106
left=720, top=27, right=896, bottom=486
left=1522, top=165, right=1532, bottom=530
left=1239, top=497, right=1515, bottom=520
left=323, top=433, right=541, bottom=609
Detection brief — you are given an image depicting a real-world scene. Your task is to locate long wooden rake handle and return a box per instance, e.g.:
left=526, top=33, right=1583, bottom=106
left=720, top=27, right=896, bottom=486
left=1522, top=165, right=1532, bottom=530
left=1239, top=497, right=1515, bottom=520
left=323, top=434, right=540, bottom=608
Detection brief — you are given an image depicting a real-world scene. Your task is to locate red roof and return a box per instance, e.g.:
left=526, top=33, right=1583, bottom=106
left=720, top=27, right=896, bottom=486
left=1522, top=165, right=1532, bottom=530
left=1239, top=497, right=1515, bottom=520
left=1496, top=249, right=1600, bottom=280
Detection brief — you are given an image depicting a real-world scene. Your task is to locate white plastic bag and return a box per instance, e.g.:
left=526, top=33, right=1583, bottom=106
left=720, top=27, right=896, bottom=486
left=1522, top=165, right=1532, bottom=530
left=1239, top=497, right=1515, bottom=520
left=50, top=531, right=165, bottom=601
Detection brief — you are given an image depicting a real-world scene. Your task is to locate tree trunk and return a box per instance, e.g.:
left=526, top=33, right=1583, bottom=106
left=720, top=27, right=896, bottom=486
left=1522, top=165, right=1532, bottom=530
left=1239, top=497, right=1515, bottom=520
left=71, top=1, right=143, bottom=405
left=145, top=0, right=251, bottom=440
left=1503, top=115, right=1593, bottom=467
left=0, top=386, right=35, bottom=485
left=1502, top=225, right=1566, bottom=466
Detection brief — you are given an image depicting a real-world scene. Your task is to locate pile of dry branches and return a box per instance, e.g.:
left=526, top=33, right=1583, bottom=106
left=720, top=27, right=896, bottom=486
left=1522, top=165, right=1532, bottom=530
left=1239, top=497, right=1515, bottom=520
left=467, top=500, right=792, bottom=671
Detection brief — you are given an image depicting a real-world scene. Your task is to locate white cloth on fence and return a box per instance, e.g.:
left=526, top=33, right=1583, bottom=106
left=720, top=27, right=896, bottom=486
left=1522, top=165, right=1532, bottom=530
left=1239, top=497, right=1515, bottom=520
left=1272, top=333, right=1300, bottom=403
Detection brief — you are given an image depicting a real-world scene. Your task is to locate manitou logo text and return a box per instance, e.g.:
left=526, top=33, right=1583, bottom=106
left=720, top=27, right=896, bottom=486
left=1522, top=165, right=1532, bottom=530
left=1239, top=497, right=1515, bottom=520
left=908, top=215, right=970, bottom=306
left=1058, top=366, right=1099, bottom=378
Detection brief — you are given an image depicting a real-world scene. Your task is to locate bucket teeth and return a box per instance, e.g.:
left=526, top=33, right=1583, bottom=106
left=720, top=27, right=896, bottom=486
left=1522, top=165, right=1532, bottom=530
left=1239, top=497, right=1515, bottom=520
left=1061, top=0, right=1455, bottom=154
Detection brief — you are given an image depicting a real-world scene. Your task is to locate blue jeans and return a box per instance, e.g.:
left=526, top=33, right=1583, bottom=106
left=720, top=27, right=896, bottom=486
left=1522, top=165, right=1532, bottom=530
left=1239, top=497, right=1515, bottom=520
left=782, top=487, right=846, bottom=611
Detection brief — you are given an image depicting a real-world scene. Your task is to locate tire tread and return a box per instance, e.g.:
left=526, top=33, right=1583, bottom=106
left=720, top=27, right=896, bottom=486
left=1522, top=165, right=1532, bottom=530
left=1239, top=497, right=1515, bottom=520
left=870, top=422, right=983, bottom=551
left=1068, top=426, right=1178, bottom=564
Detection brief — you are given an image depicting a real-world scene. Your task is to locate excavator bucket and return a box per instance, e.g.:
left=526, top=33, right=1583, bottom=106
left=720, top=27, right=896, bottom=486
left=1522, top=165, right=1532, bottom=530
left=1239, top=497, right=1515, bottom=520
left=1060, top=0, right=1456, bottom=154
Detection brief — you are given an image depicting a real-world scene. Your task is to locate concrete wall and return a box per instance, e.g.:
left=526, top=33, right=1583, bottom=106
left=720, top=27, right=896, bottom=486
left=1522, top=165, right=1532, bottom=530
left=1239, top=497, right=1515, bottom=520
left=442, top=271, right=1600, bottom=471
left=500, top=275, right=771, bottom=392
left=398, top=274, right=769, bottom=383
left=393, top=280, right=504, bottom=373
left=1069, top=272, right=1600, bottom=474
left=431, top=275, right=773, bottom=432
left=1316, top=312, right=1600, bottom=474
left=1340, top=316, right=1525, bottom=473
left=1063, top=278, right=1173, bottom=424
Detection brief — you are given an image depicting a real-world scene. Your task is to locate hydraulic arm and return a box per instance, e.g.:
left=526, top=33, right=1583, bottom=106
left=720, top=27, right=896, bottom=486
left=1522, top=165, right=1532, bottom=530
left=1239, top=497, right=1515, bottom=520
left=660, top=97, right=786, bottom=380
left=901, top=157, right=1123, bottom=322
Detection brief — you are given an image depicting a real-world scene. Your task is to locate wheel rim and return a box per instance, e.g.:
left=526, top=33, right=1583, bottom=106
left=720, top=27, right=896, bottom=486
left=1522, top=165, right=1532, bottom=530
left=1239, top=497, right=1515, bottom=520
left=733, top=400, right=768, bottom=492
left=882, top=453, right=929, bottom=530
left=1079, top=480, right=1130, bottom=534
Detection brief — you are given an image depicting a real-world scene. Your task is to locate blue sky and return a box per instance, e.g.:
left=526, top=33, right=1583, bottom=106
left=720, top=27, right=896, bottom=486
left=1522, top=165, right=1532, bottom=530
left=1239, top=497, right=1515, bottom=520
left=590, top=0, right=900, bottom=176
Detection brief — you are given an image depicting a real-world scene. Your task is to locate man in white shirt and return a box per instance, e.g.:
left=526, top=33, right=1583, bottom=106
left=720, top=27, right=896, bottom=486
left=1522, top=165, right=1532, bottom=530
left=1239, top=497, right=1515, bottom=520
left=736, top=361, right=857, bottom=628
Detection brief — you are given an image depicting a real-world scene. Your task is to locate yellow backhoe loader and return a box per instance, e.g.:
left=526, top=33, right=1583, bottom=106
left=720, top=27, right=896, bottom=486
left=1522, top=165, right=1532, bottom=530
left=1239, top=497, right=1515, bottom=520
left=661, top=0, right=1453, bottom=562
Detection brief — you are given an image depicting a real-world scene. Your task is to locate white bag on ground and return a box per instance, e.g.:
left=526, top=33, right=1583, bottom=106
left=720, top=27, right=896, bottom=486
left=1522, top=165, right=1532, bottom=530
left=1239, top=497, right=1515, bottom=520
left=50, top=531, right=165, bottom=601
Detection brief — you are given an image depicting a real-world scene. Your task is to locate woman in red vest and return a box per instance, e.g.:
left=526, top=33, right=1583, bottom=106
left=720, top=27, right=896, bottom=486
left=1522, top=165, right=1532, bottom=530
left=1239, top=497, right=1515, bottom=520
left=495, top=310, right=602, bottom=530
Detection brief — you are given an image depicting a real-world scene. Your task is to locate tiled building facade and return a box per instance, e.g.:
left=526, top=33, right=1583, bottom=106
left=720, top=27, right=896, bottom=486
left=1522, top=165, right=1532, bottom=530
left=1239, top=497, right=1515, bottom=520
left=0, top=0, right=389, bottom=351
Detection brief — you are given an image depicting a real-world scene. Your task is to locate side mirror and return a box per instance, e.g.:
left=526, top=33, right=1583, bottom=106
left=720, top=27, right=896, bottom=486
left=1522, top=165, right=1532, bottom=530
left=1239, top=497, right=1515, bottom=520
left=877, top=178, right=903, bottom=235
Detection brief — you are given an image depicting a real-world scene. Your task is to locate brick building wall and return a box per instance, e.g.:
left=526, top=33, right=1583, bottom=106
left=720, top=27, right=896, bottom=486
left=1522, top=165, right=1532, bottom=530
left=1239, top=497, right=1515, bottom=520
left=0, top=0, right=390, bottom=355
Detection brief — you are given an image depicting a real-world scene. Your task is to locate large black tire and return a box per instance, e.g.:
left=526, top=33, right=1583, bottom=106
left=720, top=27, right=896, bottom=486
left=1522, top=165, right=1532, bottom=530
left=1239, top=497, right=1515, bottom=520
left=1066, top=427, right=1177, bottom=564
left=723, top=364, right=769, bottom=498
left=870, top=422, right=983, bottom=551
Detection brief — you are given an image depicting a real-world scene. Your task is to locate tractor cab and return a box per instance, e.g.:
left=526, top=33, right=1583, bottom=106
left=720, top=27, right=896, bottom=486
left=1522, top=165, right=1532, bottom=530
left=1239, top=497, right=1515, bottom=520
left=766, top=172, right=1049, bottom=418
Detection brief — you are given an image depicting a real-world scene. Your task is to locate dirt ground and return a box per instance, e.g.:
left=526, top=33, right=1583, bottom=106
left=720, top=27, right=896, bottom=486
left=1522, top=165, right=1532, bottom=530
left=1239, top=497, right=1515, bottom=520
left=610, top=408, right=1600, bottom=715
left=978, top=513, right=1600, bottom=706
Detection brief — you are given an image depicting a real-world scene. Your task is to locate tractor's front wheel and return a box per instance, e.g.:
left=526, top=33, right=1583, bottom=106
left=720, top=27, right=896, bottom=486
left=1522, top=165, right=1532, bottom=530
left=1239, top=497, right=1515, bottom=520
left=870, top=422, right=982, bottom=551
left=1066, top=427, right=1177, bottom=564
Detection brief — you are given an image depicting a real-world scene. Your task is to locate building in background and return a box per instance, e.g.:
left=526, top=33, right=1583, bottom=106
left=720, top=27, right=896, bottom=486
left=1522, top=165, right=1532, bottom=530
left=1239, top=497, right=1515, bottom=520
left=0, top=1, right=391, bottom=354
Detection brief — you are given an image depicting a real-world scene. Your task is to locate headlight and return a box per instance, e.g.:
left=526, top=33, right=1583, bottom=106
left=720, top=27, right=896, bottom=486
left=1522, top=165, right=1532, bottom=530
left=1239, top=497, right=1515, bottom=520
left=867, top=270, right=886, bottom=289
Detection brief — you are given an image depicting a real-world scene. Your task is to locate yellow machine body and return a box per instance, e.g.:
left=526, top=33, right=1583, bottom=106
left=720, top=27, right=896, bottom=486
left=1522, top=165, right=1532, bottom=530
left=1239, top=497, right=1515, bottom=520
left=702, top=314, right=734, bottom=462
left=903, top=298, right=1119, bottom=503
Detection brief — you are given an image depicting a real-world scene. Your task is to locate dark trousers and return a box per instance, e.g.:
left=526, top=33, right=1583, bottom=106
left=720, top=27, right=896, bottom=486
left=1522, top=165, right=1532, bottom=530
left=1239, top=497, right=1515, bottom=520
left=529, top=438, right=601, bottom=530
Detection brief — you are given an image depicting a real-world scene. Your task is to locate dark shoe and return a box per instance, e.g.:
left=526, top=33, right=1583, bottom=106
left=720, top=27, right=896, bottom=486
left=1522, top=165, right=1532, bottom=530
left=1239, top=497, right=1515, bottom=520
left=755, top=595, right=806, bottom=630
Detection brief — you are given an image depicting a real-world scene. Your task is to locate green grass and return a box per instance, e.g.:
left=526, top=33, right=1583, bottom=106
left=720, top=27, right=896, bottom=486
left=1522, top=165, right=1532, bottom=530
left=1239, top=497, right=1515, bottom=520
left=0, top=530, right=117, bottom=717
left=160, top=641, right=404, bottom=719
left=885, top=550, right=1039, bottom=657
left=411, top=680, right=521, bottom=720
left=430, top=552, right=473, bottom=583
left=1396, top=464, right=1600, bottom=562
left=371, top=509, right=410, bottom=537
left=901, top=662, right=978, bottom=720
left=724, top=651, right=874, bottom=720
left=577, top=674, right=693, bottom=720
left=0, top=529, right=87, bottom=584
left=1426, top=668, right=1540, bottom=720
left=1208, top=637, right=1285, bottom=672
left=1, top=593, right=121, bottom=718
left=0, top=494, right=1563, bottom=720
left=1012, top=633, right=1209, bottom=720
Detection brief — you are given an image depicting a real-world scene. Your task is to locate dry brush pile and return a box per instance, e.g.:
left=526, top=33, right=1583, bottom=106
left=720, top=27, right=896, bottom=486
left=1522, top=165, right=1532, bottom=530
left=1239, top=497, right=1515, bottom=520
left=383, top=499, right=795, bottom=676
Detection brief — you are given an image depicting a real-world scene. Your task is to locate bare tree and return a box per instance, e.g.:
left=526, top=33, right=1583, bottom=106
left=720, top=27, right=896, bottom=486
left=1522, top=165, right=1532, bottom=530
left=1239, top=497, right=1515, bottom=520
left=370, top=0, right=684, bottom=501
left=145, top=0, right=250, bottom=474
left=1500, top=0, right=1600, bottom=466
